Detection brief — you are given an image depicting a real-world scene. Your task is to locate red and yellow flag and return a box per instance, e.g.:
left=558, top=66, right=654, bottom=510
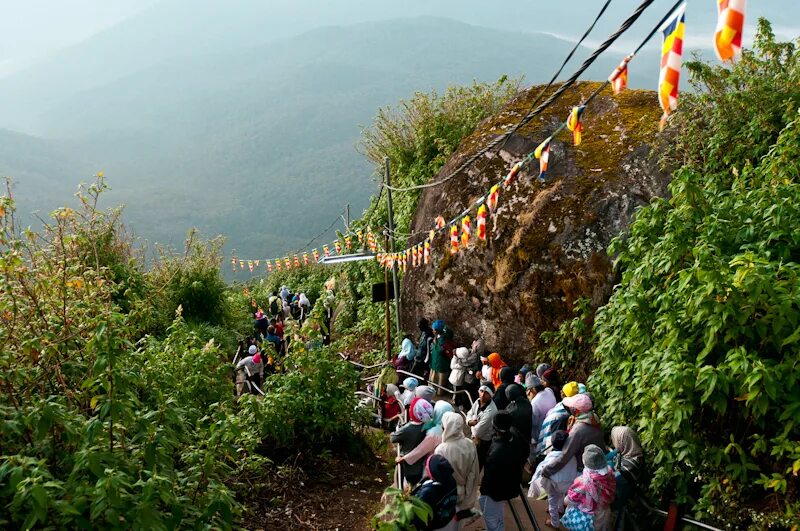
left=312, top=248, right=320, bottom=262
left=503, top=162, right=522, bottom=186
left=284, top=257, right=291, bottom=269
left=323, top=245, right=330, bottom=257
left=423, top=241, right=431, bottom=265
left=566, top=106, right=585, bottom=146
left=461, top=215, right=471, bottom=249
left=534, top=137, right=551, bottom=182
left=658, top=3, right=687, bottom=127
left=303, top=253, right=309, bottom=265
left=487, top=184, right=500, bottom=212
left=275, top=259, right=282, bottom=271
left=714, top=0, right=745, bottom=62
left=608, top=55, right=633, bottom=95
left=334, top=241, right=341, bottom=254
left=231, top=258, right=237, bottom=271
left=450, top=225, right=459, bottom=254
left=267, top=261, right=273, bottom=272
left=293, top=255, right=300, bottom=268
left=477, top=204, right=488, bottom=241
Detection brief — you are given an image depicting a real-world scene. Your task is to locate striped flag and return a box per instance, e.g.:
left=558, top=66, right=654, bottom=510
left=312, top=248, right=320, bottom=262
left=248, top=260, right=254, bottom=272
left=239, top=260, right=245, bottom=270
left=334, top=241, right=341, bottom=254
left=284, top=257, right=291, bottom=269
left=303, top=253, right=309, bottom=265
left=254, top=260, right=260, bottom=268
left=450, top=225, right=459, bottom=255
left=487, top=184, right=500, bottom=212
left=715, top=0, right=745, bottom=62
left=477, top=204, right=488, bottom=241
left=428, top=229, right=435, bottom=242
left=534, top=137, right=552, bottom=182
left=503, top=162, right=522, bottom=186
left=293, top=255, right=300, bottom=268
left=267, top=261, right=273, bottom=272
left=658, top=3, right=687, bottom=127
left=461, top=215, right=471, bottom=249
left=566, top=106, right=585, bottom=146
left=345, top=236, right=352, bottom=250
left=275, top=259, right=282, bottom=271
left=423, top=241, right=431, bottom=265
left=435, top=215, right=446, bottom=230
left=323, top=245, right=330, bottom=257
left=231, top=258, right=237, bottom=271
left=609, top=55, right=633, bottom=95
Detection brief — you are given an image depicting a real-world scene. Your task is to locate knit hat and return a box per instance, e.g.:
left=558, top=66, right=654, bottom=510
left=562, top=381, right=579, bottom=397
left=432, top=320, right=445, bottom=332
left=578, top=383, right=587, bottom=394
left=536, top=363, right=551, bottom=378
left=248, top=345, right=257, bottom=355
left=403, top=377, right=419, bottom=390
left=252, top=352, right=261, bottom=364
left=455, top=347, right=470, bottom=358
left=413, top=399, right=434, bottom=424
left=492, top=410, right=513, bottom=432
left=562, top=393, right=593, bottom=413
left=518, top=364, right=531, bottom=378
left=582, top=444, right=607, bottom=471
left=525, top=373, right=542, bottom=389
left=542, top=367, right=560, bottom=385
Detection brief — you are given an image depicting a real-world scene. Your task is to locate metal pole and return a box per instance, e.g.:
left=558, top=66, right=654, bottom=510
left=384, top=157, right=402, bottom=337
left=345, top=204, right=350, bottom=230
left=384, top=232, right=392, bottom=363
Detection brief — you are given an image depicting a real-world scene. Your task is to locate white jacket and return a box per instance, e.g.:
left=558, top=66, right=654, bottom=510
left=435, top=412, right=480, bottom=512
left=449, top=347, right=477, bottom=386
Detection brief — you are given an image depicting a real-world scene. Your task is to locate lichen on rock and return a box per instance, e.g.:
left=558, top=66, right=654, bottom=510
left=400, top=82, right=670, bottom=363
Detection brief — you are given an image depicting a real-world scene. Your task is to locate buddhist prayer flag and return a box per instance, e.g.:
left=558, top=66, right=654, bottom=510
left=503, top=162, right=522, bottom=186
left=312, top=248, right=320, bottom=262
left=424, top=241, right=431, bottom=265
left=567, top=106, right=585, bottom=146
left=450, top=225, right=459, bottom=255
left=231, top=258, right=237, bottom=271
left=334, top=241, right=341, bottom=254
left=609, top=55, right=632, bottom=95
left=435, top=215, right=446, bottom=229
left=487, top=184, right=500, bottom=212
left=534, top=137, right=551, bottom=182
left=275, top=259, right=282, bottom=270
left=293, top=255, right=300, bottom=268
left=477, top=204, right=488, bottom=241
left=461, top=215, right=471, bottom=248
left=346, top=236, right=352, bottom=250
left=248, top=260, right=254, bottom=272
left=429, top=229, right=435, bottom=242
left=239, top=260, right=245, bottom=270
left=659, top=3, right=687, bottom=127
left=267, top=261, right=273, bottom=272
left=303, top=253, right=309, bottom=265
left=323, top=245, right=330, bottom=257
left=284, top=257, right=291, bottom=269
left=357, top=230, right=363, bottom=243
left=715, top=0, right=745, bottom=62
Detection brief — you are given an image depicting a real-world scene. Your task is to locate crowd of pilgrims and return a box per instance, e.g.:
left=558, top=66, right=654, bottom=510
left=381, top=318, right=644, bottom=531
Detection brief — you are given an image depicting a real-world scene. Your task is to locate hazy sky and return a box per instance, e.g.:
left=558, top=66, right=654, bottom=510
left=1, top=0, right=798, bottom=78
left=0, top=0, right=158, bottom=75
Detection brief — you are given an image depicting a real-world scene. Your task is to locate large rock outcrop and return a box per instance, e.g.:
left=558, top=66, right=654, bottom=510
left=400, top=82, right=670, bottom=361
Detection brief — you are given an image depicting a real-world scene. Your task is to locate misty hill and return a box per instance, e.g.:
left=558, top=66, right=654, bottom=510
left=1, top=17, right=656, bottom=259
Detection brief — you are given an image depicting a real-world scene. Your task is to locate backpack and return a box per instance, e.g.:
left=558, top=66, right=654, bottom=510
left=269, top=297, right=280, bottom=316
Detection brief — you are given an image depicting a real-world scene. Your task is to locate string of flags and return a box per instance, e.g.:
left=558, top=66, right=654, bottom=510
left=231, top=228, right=385, bottom=273
left=371, top=0, right=747, bottom=273
left=233, top=1, right=746, bottom=276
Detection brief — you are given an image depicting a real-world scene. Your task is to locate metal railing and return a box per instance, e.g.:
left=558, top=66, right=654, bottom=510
left=638, top=498, right=724, bottom=531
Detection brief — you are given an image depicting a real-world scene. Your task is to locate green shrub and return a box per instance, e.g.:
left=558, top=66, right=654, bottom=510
left=584, top=22, right=800, bottom=527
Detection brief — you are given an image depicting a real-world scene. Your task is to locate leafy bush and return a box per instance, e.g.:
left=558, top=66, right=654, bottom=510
left=0, top=183, right=267, bottom=529
left=584, top=22, right=800, bottom=527
left=371, top=487, right=432, bottom=531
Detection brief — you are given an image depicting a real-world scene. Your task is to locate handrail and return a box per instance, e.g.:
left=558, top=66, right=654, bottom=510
left=395, top=369, right=477, bottom=412
left=339, top=353, right=391, bottom=371
left=638, top=498, right=724, bottom=531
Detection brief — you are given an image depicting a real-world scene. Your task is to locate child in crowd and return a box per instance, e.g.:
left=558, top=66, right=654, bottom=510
left=528, top=430, right=578, bottom=528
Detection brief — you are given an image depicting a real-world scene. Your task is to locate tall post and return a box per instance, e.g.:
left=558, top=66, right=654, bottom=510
left=384, top=157, right=402, bottom=337
left=384, top=232, right=392, bottom=362
left=345, top=204, right=351, bottom=230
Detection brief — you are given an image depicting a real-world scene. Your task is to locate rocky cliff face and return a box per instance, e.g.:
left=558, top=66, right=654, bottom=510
left=400, top=82, right=669, bottom=362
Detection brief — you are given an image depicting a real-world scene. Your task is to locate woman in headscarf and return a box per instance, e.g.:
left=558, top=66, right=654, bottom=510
left=505, top=383, right=533, bottom=444
left=541, top=394, right=605, bottom=482
left=429, top=320, right=454, bottom=393
left=397, top=401, right=454, bottom=470
left=400, top=377, right=419, bottom=407
left=435, top=412, right=481, bottom=520
left=391, top=398, right=434, bottom=487
left=410, top=455, right=458, bottom=531
left=607, top=426, right=644, bottom=530
left=394, top=334, right=416, bottom=372
left=561, top=445, right=616, bottom=531
left=448, top=346, right=478, bottom=411
left=492, top=366, right=516, bottom=411
left=487, top=353, right=506, bottom=390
